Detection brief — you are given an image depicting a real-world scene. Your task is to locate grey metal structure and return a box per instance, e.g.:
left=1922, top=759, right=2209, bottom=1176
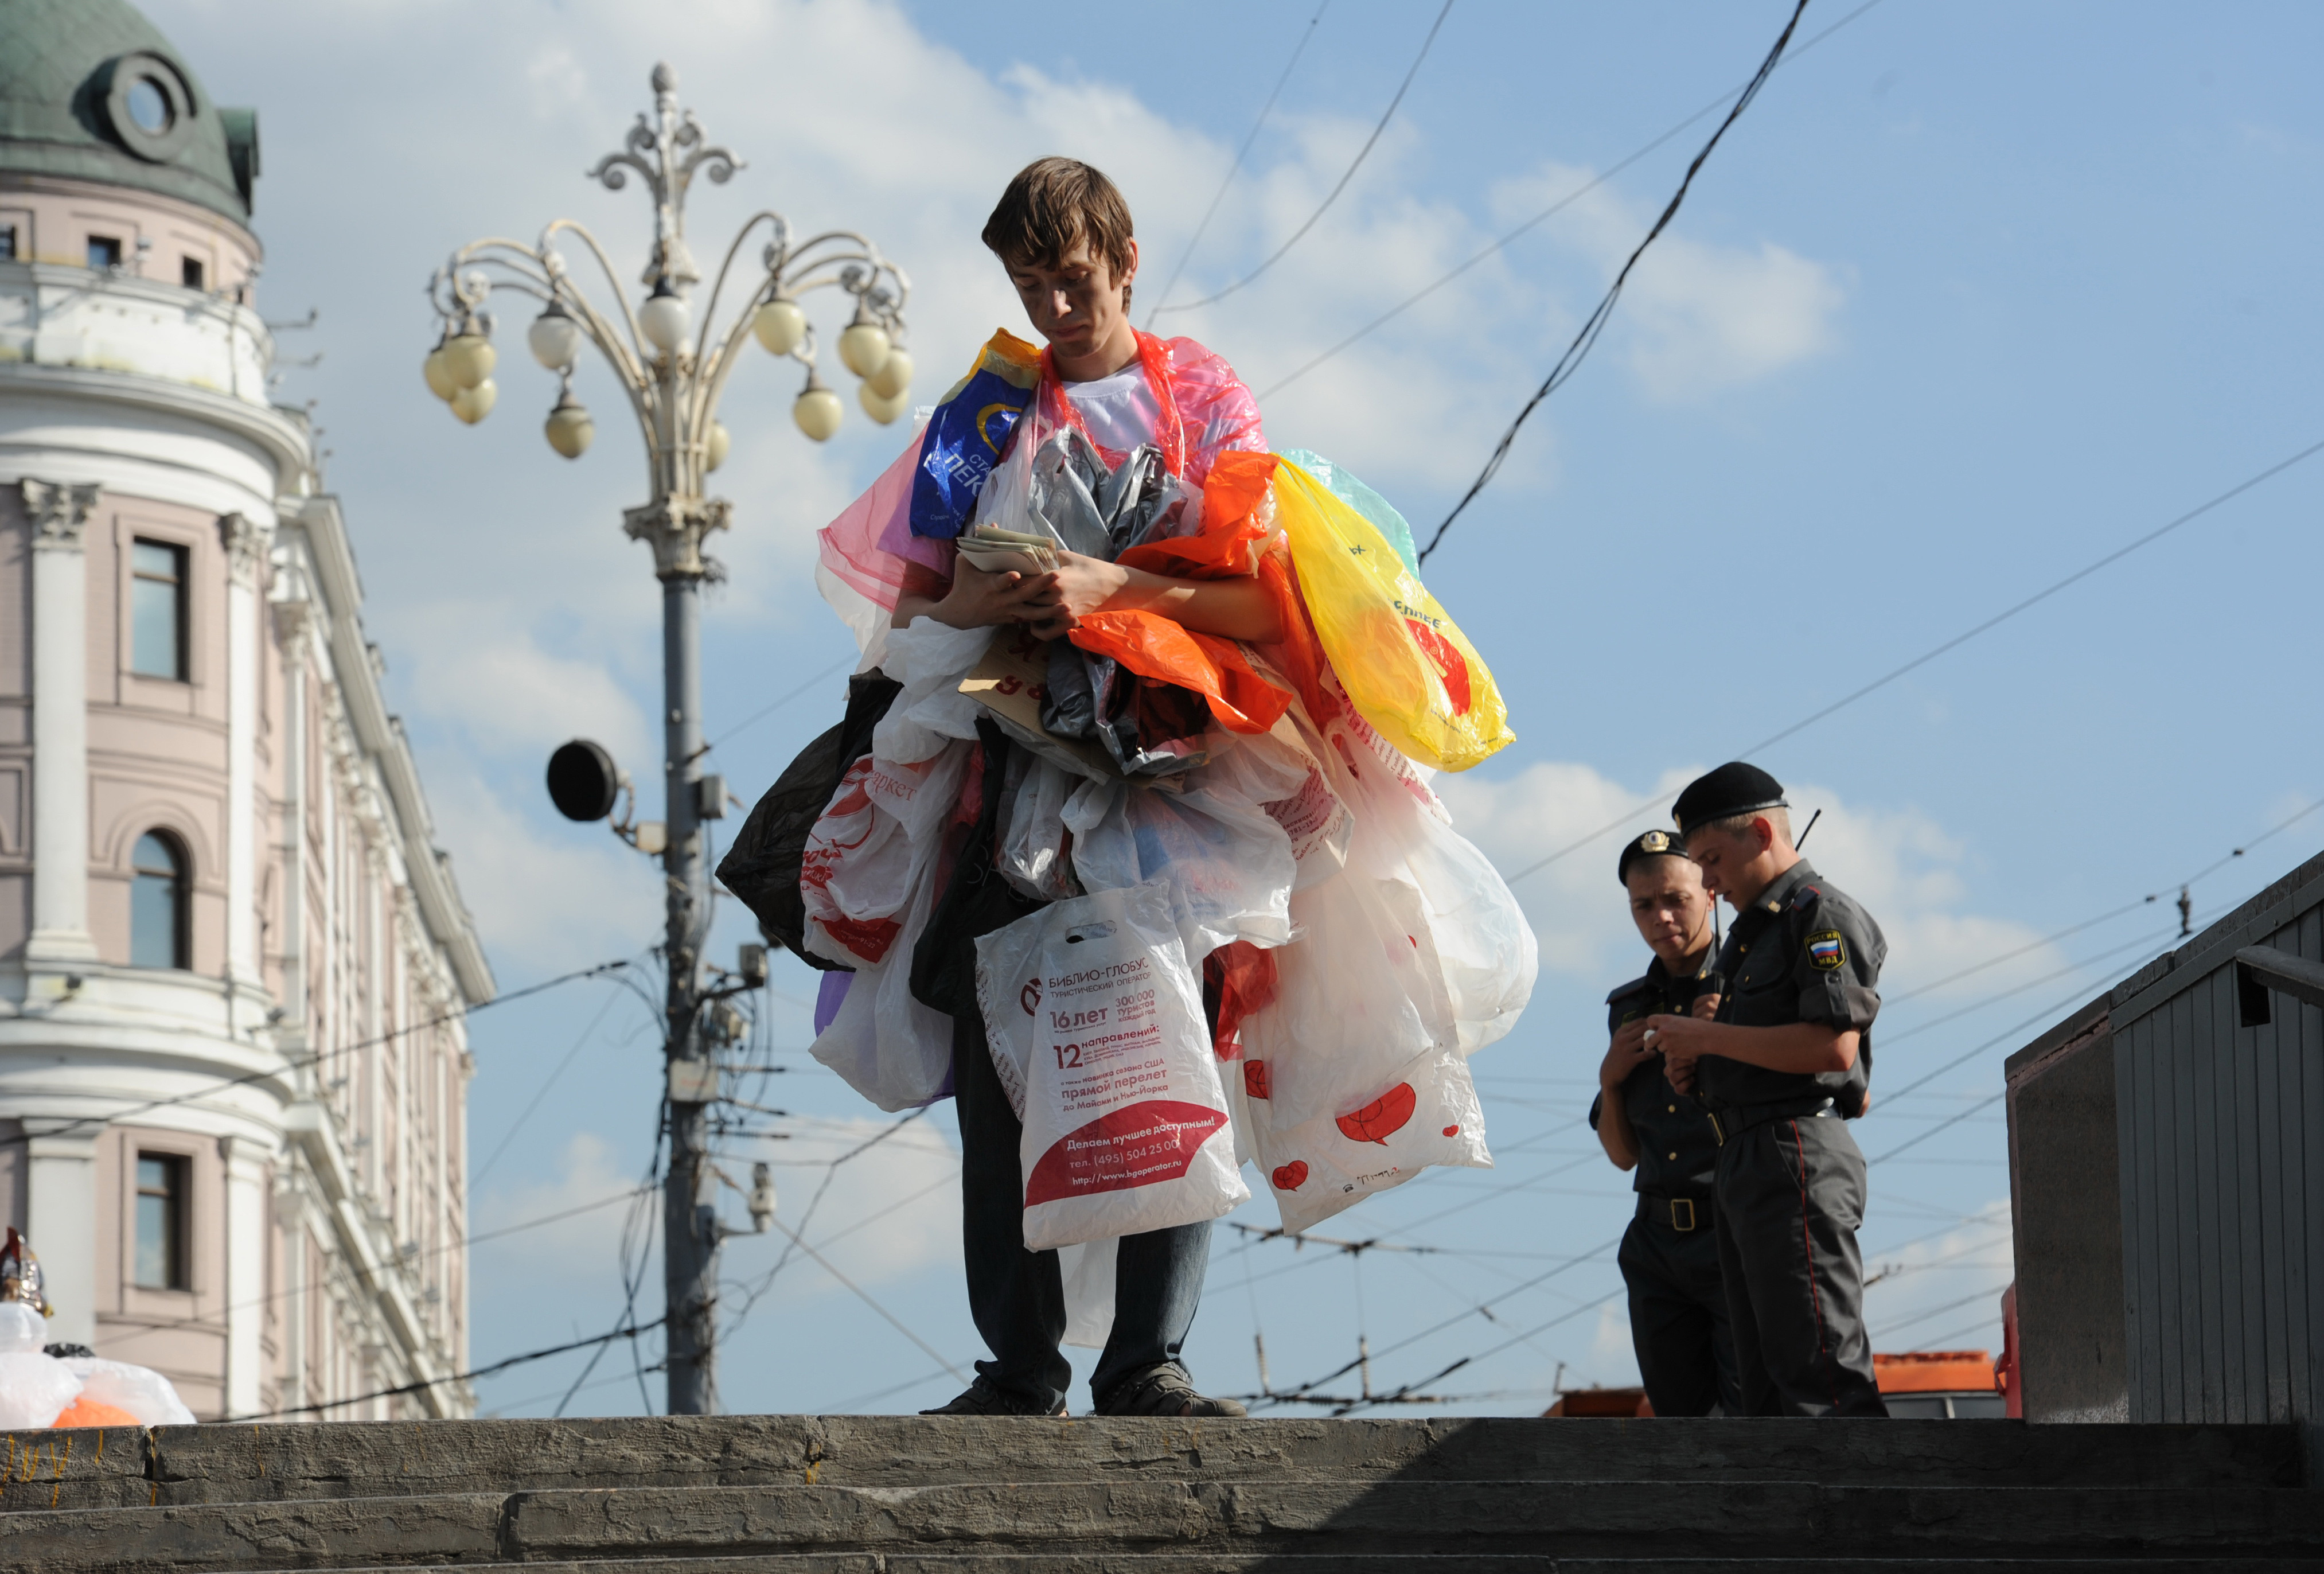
left=2007, top=846, right=2324, bottom=1446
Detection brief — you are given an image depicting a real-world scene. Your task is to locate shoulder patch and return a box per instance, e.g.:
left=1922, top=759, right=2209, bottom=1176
left=1807, top=930, right=1847, bottom=971
left=1791, top=884, right=1821, bottom=910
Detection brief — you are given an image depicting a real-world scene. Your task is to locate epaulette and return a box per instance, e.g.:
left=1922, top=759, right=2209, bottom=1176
left=1605, top=974, right=1655, bottom=1006
left=1789, top=883, right=1823, bottom=911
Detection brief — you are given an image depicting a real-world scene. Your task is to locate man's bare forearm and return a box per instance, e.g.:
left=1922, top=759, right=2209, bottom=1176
left=1671, top=1020, right=1858, bottom=1075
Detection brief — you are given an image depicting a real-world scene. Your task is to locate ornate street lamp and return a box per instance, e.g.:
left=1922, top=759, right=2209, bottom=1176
left=421, top=62, right=909, bottom=1416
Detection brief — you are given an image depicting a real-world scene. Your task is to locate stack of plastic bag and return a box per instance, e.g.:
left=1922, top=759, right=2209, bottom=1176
left=786, top=328, right=1535, bottom=1245
left=0, top=1300, right=196, bottom=1431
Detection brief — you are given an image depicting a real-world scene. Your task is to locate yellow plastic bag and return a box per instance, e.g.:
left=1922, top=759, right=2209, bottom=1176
left=1274, top=460, right=1515, bottom=772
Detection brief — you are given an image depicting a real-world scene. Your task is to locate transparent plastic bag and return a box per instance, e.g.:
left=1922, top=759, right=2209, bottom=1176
left=1000, top=756, right=1082, bottom=902
left=975, top=878, right=1247, bottom=1251
left=61, top=1357, right=194, bottom=1426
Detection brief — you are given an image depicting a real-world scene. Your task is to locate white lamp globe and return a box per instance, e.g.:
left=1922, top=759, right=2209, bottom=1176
left=544, top=391, right=593, bottom=458
left=451, top=378, right=497, bottom=425
left=638, top=283, right=689, bottom=355
left=752, top=298, right=806, bottom=356
left=794, top=375, right=843, bottom=442
left=528, top=304, right=582, bottom=371
left=422, top=343, right=459, bottom=403
left=867, top=347, right=913, bottom=400
left=705, top=421, right=732, bottom=472
left=441, top=332, right=496, bottom=391
left=837, top=318, right=891, bottom=380
left=859, top=383, right=909, bottom=425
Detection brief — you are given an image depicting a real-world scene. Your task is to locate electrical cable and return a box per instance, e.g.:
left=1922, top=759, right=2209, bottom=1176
left=1416, top=0, right=1808, bottom=565
left=1498, top=434, right=2324, bottom=886
left=225, top=1315, right=666, bottom=1423
left=1255, top=0, right=1889, bottom=404
left=705, top=654, right=853, bottom=753
left=1153, top=0, right=1456, bottom=315
left=471, top=975, right=633, bottom=1187
left=1143, top=1, right=1331, bottom=329
left=0, top=958, right=629, bottom=1151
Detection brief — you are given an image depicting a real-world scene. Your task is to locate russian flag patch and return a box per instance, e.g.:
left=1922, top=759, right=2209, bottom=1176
left=1807, top=930, right=1846, bottom=971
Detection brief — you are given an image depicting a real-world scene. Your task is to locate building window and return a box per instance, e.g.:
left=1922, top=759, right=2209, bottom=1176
left=131, top=539, right=187, bottom=680
left=180, top=256, right=205, bottom=290
left=135, top=1154, right=188, bottom=1289
left=130, top=831, right=188, bottom=969
left=88, top=235, right=122, bottom=271
left=0, top=227, right=15, bottom=261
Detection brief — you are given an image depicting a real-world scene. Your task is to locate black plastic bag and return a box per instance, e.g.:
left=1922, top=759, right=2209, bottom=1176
left=715, top=669, right=902, bottom=969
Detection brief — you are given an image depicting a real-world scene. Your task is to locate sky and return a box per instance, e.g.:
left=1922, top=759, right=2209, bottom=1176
left=141, top=0, right=2324, bottom=1417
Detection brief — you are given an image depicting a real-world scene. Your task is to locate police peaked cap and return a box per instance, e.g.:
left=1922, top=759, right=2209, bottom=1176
left=1616, top=829, right=1692, bottom=886
left=1671, top=762, right=1788, bottom=838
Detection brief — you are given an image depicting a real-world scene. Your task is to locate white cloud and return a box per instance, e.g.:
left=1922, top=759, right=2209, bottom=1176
left=718, top=1114, right=962, bottom=1307
left=1488, top=159, right=1847, bottom=403
left=473, top=1129, right=649, bottom=1296
left=1433, top=760, right=2062, bottom=1004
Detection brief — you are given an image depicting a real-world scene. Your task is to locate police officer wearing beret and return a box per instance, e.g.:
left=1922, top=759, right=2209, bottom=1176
left=1649, top=763, right=1888, bottom=1417
left=1590, top=831, right=1742, bottom=1417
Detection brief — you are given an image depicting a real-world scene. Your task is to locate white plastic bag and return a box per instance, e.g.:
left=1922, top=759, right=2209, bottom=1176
left=976, top=878, right=1248, bottom=1250
left=61, top=1357, right=194, bottom=1426
left=1000, top=756, right=1082, bottom=902
left=0, top=1304, right=79, bottom=1430
left=1062, top=733, right=1306, bottom=963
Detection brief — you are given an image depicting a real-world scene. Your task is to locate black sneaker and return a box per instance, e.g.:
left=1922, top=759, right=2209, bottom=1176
left=1092, top=1364, right=1248, bottom=1418
left=919, top=1376, right=1068, bottom=1417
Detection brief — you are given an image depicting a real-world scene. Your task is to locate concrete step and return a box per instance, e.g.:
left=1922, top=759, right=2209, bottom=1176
left=3, top=1481, right=2322, bottom=1572
left=210, top=1563, right=2324, bottom=1574
left=0, top=1416, right=2302, bottom=1513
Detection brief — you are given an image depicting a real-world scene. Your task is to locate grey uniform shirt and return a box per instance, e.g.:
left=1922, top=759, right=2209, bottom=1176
left=1696, top=860, right=1884, bottom=1116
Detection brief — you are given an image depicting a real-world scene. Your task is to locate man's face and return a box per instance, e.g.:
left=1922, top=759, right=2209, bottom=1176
left=1625, top=856, right=1713, bottom=966
left=1683, top=822, right=1764, bottom=906
left=1005, top=240, right=1137, bottom=360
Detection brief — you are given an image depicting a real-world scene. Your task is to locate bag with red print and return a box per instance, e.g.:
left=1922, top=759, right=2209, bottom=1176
left=976, top=878, right=1249, bottom=1251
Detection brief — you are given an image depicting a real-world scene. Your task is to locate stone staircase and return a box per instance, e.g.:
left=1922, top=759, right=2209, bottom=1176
left=0, top=1413, right=2317, bottom=1569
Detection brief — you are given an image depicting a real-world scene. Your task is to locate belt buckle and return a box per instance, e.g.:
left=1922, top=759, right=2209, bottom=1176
left=1669, top=1197, right=1697, bottom=1233
left=1707, top=1111, right=1726, bottom=1147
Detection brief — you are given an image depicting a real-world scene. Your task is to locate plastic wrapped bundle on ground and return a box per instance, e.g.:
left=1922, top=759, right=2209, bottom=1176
left=764, top=328, right=1535, bottom=1240
left=0, top=1232, right=197, bottom=1429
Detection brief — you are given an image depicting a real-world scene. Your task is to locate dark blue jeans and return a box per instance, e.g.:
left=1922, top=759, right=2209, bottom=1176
left=952, top=1008, right=1213, bottom=1411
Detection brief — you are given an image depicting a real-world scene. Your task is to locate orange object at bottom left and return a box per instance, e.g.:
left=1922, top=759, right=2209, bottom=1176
left=47, top=1396, right=141, bottom=1429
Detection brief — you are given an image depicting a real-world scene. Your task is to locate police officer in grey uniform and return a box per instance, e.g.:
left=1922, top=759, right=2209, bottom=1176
left=1590, top=831, right=1741, bottom=1416
left=1651, top=763, right=1888, bottom=1417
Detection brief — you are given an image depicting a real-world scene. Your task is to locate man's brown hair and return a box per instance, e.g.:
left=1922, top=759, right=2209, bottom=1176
left=982, top=158, right=1136, bottom=279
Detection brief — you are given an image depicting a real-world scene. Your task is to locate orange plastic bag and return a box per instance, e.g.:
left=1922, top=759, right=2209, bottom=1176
left=1272, top=461, right=1514, bottom=771
left=1065, top=450, right=1294, bottom=738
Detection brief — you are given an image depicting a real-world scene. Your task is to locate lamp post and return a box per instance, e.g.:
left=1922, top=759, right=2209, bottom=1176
left=423, top=61, right=910, bottom=1416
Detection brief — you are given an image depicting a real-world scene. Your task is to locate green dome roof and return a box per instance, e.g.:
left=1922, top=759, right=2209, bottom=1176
left=0, top=0, right=256, bottom=225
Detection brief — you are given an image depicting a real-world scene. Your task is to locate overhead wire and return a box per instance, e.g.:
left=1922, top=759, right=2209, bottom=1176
left=1142, top=1, right=1332, bottom=329
left=0, top=957, right=630, bottom=1152
left=1497, top=434, right=2324, bottom=886
left=1416, top=0, right=1809, bottom=564
left=1254, top=0, right=1890, bottom=403
left=226, top=1315, right=666, bottom=1423
left=1152, top=0, right=1456, bottom=315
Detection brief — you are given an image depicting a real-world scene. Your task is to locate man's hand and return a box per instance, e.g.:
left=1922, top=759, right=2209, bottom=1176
left=1645, top=1012, right=1715, bottom=1095
left=1600, top=1018, right=1658, bottom=1094
left=1027, top=550, right=1130, bottom=640
left=929, top=561, right=1062, bottom=630
left=1692, top=992, right=1721, bottom=1020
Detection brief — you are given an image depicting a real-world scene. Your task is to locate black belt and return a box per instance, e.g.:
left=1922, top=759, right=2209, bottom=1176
left=1634, top=1193, right=1712, bottom=1232
left=1704, top=1097, right=1836, bottom=1147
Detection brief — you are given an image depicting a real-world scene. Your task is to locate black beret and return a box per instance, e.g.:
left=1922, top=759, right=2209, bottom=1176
left=1672, top=762, right=1788, bottom=837
left=1617, top=829, right=1690, bottom=886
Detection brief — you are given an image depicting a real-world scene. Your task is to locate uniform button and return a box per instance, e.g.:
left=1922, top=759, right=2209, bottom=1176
left=1667, top=1104, right=1676, bottom=1113
left=1667, top=1152, right=1678, bottom=1161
